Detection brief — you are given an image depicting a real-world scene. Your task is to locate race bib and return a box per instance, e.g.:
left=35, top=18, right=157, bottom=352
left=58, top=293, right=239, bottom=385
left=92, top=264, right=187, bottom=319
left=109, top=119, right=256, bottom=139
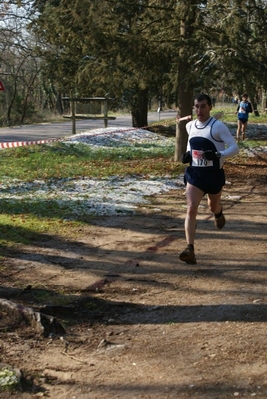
left=239, top=106, right=246, bottom=114
left=192, top=150, right=213, bottom=167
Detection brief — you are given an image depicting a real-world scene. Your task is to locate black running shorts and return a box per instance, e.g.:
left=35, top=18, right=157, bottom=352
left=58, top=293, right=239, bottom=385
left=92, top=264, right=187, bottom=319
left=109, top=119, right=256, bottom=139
left=238, top=117, right=248, bottom=124
left=184, top=166, right=225, bottom=195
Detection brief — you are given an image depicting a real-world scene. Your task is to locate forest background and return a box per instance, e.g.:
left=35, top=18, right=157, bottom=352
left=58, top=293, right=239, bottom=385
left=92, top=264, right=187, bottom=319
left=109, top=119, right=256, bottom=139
left=1, top=0, right=267, bottom=156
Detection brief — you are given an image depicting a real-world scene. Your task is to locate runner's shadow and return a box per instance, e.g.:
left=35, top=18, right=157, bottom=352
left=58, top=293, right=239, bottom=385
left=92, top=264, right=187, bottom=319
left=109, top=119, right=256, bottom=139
left=110, top=302, right=267, bottom=324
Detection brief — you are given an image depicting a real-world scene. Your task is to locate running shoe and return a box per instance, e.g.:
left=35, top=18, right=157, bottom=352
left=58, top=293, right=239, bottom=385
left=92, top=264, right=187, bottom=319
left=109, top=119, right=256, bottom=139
left=179, top=246, right=197, bottom=264
left=214, top=212, right=226, bottom=229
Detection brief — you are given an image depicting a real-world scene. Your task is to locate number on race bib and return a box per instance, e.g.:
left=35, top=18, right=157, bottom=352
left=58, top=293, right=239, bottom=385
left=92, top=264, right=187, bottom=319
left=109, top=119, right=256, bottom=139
left=192, top=150, right=213, bottom=167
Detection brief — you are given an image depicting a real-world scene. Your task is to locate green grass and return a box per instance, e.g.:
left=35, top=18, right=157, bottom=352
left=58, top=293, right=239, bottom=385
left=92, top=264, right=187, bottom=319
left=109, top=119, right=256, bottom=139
left=0, top=140, right=177, bottom=180
left=211, top=102, right=267, bottom=124
left=238, top=140, right=267, bottom=148
left=157, top=103, right=267, bottom=124
left=0, top=213, right=83, bottom=246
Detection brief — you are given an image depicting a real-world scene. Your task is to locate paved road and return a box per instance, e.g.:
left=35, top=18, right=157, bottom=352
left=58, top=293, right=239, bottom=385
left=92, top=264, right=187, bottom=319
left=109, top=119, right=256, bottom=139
left=0, top=110, right=176, bottom=143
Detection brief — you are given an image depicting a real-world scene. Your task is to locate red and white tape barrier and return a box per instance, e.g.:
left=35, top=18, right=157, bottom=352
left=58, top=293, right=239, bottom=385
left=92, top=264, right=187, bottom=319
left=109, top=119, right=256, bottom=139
left=0, top=138, right=61, bottom=149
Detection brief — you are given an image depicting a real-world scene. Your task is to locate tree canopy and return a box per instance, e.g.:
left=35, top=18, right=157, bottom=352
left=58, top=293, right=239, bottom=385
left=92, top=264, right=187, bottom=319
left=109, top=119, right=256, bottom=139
left=1, top=0, right=267, bottom=151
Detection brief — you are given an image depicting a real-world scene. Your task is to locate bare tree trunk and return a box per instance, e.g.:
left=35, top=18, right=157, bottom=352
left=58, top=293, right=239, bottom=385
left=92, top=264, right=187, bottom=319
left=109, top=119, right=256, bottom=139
left=131, top=89, right=148, bottom=127
left=249, top=95, right=260, bottom=116
left=174, top=14, right=194, bottom=161
left=20, top=69, right=41, bottom=124
left=175, top=82, right=193, bottom=161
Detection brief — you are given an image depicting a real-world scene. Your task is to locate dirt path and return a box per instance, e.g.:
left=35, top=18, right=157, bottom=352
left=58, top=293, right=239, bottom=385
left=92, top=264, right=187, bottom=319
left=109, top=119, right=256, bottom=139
left=0, top=153, right=267, bottom=399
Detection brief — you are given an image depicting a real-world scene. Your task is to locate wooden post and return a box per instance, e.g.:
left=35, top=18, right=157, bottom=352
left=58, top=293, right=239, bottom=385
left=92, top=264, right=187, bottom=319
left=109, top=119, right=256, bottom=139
left=175, top=120, right=182, bottom=162
left=103, top=99, right=108, bottom=128
left=70, top=91, right=76, bottom=135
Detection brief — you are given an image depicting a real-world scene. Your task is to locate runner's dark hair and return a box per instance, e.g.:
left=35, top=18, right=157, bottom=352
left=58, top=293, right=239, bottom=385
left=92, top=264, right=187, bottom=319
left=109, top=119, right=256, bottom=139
left=195, top=93, right=212, bottom=106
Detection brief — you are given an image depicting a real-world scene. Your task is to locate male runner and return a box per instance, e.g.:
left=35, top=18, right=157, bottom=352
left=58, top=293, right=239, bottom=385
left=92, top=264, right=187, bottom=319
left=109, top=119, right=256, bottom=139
left=236, top=93, right=252, bottom=141
left=179, top=93, right=239, bottom=264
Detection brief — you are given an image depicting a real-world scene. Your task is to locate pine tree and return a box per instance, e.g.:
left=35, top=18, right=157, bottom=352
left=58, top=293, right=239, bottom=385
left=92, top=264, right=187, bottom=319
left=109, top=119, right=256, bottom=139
left=30, top=0, right=267, bottom=148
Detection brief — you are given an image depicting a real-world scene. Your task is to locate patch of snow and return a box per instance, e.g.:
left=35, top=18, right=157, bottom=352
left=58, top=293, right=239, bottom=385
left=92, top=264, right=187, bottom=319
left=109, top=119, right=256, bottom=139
left=64, top=127, right=172, bottom=148
left=0, top=176, right=184, bottom=216
left=0, top=127, right=184, bottom=216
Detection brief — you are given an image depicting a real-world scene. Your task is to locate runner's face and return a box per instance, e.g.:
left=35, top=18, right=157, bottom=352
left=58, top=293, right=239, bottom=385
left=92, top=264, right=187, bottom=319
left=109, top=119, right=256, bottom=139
left=194, top=99, right=212, bottom=122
